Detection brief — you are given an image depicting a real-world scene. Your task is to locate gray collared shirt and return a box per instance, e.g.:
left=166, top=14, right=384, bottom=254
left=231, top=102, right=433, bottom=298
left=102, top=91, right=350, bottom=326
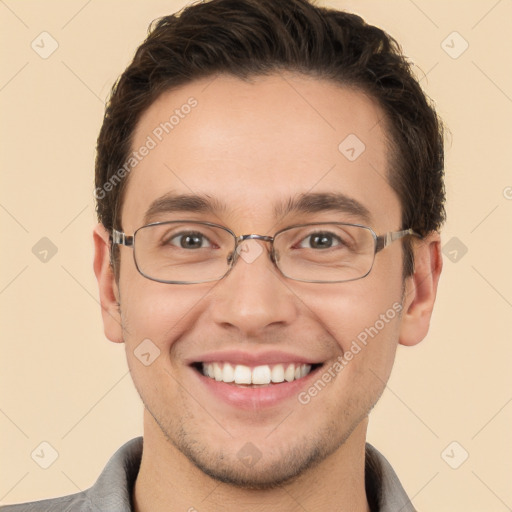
left=1, top=437, right=416, bottom=511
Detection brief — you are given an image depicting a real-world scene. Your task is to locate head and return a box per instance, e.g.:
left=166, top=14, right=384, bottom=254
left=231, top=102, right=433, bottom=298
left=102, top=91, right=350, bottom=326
left=93, top=0, right=444, bottom=490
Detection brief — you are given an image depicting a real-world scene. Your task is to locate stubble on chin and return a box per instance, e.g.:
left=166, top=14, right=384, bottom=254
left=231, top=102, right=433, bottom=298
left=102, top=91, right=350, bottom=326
left=142, top=393, right=374, bottom=491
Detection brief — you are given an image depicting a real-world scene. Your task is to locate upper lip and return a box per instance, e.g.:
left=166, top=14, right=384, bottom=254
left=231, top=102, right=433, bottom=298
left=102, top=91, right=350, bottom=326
left=187, top=349, right=324, bottom=367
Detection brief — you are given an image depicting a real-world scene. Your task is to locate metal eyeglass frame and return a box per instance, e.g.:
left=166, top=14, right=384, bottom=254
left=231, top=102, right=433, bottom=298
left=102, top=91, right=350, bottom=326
left=111, top=220, right=421, bottom=284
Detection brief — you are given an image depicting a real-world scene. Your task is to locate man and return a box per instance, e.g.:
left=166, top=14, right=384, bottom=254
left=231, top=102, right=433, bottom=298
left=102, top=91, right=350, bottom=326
left=2, top=0, right=444, bottom=510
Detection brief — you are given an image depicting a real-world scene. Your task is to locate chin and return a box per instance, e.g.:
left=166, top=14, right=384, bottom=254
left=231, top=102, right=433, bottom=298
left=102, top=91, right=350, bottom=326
left=183, top=443, right=328, bottom=490
left=158, top=414, right=359, bottom=490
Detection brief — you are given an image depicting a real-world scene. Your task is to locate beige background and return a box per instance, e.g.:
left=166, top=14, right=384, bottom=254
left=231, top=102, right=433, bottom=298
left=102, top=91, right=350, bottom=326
left=1, top=0, right=511, bottom=510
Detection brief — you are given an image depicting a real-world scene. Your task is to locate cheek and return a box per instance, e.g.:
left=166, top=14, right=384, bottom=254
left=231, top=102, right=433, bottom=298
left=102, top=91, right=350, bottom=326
left=118, top=280, right=209, bottom=404
left=313, top=287, right=402, bottom=403
left=309, top=277, right=401, bottom=334
left=299, top=267, right=404, bottom=376
left=118, top=266, right=208, bottom=352
left=295, top=288, right=402, bottom=429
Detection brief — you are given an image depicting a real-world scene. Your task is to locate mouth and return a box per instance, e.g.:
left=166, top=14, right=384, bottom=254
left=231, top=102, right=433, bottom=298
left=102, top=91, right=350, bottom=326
left=192, top=361, right=322, bottom=386
left=187, top=350, right=327, bottom=409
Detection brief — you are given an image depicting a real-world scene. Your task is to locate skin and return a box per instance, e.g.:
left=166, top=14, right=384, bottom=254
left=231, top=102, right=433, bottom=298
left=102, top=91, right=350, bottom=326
left=94, top=73, right=442, bottom=512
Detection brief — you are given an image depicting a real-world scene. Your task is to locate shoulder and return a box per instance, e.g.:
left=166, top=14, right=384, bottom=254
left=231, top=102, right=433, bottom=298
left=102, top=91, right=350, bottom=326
left=0, top=437, right=143, bottom=512
left=0, top=492, right=91, bottom=512
left=365, top=443, right=417, bottom=512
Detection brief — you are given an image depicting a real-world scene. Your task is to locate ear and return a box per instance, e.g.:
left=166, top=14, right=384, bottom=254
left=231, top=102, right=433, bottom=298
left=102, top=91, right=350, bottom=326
left=93, top=224, right=124, bottom=344
left=399, top=232, right=443, bottom=347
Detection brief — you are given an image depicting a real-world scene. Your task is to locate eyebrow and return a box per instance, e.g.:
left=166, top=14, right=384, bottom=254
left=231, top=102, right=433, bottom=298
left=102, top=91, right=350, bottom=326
left=274, top=192, right=372, bottom=224
left=143, top=193, right=226, bottom=225
left=142, top=191, right=371, bottom=226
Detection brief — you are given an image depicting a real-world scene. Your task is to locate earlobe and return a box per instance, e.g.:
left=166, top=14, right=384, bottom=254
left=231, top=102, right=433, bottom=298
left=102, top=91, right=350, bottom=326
left=399, top=233, right=443, bottom=347
left=93, top=224, right=124, bottom=344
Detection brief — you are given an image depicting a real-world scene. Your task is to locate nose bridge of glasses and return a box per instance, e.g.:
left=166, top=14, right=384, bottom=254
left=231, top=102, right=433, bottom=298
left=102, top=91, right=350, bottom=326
left=236, top=234, right=274, bottom=243
left=229, top=234, right=277, bottom=268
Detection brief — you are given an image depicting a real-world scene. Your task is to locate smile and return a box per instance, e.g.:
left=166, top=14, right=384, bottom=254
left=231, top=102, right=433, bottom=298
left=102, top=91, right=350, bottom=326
left=200, top=362, right=316, bottom=385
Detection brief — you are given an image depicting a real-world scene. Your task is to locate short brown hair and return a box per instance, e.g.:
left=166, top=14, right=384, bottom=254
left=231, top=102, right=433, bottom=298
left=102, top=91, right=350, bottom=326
left=95, top=0, right=445, bottom=276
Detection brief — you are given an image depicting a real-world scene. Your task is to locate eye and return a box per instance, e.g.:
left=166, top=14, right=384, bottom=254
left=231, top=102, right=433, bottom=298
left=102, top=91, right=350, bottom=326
left=298, top=232, right=344, bottom=249
left=167, top=231, right=213, bottom=249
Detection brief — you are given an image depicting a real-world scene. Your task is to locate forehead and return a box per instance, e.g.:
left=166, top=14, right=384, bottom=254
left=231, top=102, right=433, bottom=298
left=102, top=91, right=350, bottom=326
left=121, top=73, right=400, bottom=232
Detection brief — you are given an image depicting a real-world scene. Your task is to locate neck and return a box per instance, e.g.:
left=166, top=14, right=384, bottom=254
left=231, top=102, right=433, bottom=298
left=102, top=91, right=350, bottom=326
left=133, top=412, right=370, bottom=512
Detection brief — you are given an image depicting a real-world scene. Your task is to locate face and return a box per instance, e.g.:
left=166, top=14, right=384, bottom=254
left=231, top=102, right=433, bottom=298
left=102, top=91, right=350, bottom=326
left=104, top=73, right=415, bottom=487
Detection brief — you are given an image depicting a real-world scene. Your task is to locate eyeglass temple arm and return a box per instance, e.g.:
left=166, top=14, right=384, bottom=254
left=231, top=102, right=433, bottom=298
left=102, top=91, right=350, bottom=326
left=375, top=228, right=421, bottom=253
left=111, top=229, right=134, bottom=247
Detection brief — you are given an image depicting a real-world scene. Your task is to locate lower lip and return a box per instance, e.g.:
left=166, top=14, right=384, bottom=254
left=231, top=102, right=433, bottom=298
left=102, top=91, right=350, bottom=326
left=192, top=366, right=323, bottom=410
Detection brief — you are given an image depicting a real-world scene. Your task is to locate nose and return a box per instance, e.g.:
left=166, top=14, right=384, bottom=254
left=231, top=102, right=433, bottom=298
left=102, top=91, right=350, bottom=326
left=209, top=239, right=298, bottom=337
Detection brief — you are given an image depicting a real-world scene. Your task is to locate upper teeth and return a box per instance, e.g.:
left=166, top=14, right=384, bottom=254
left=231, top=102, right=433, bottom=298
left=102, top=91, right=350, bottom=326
left=202, top=362, right=312, bottom=385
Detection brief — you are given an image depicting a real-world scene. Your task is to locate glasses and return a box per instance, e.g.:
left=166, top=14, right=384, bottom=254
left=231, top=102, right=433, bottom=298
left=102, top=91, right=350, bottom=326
left=111, top=220, right=420, bottom=284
